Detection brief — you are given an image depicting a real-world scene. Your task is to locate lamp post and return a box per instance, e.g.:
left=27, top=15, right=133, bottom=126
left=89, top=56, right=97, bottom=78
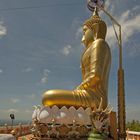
left=10, top=114, right=15, bottom=128
left=87, top=0, right=126, bottom=139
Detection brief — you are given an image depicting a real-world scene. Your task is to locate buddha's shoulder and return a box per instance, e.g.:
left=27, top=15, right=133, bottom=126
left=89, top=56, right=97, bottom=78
left=92, top=39, right=109, bottom=48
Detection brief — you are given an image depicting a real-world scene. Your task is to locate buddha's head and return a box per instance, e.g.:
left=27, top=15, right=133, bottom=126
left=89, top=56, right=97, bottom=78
left=82, top=8, right=107, bottom=47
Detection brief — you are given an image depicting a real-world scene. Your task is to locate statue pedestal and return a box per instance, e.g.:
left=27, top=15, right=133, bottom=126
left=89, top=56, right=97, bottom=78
left=38, top=138, right=87, bottom=140
left=31, top=106, right=117, bottom=140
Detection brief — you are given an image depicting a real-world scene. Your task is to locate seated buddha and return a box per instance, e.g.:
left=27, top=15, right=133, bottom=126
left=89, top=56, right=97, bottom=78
left=42, top=9, right=111, bottom=109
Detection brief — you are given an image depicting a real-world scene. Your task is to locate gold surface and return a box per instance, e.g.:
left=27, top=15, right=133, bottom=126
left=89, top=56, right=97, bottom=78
left=95, top=5, right=126, bottom=139
left=42, top=9, right=111, bottom=109
left=118, top=69, right=126, bottom=138
left=109, top=112, right=118, bottom=140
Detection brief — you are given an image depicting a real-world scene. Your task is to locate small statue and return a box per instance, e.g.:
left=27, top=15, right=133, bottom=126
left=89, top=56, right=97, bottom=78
left=42, top=7, right=111, bottom=109
left=88, top=98, right=113, bottom=140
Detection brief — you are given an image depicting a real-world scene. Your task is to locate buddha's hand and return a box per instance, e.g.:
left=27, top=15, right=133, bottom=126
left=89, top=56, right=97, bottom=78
left=73, top=87, right=87, bottom=96
left=76, top=80, right=90, bottom=90
left=76, top=76, right=100, bottom=90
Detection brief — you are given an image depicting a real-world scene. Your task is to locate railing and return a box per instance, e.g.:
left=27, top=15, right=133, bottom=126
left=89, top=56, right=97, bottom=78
left=0, top=123, right=32, bottom=139
left=1, top=124, right=140, bottom=140
left=127, top=131, right=140, bottom=140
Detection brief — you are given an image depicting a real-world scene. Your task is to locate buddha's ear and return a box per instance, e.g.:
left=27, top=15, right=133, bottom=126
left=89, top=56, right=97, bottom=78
left=92, top=23, right=99, bottom=40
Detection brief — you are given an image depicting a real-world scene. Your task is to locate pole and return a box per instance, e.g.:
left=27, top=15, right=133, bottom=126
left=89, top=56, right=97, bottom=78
left=96, top=5, right=126, bottom=140
left=12, top=119, right=13, bottom=127
left=10, top=114, right=15, bottom=129
left=118, top=26, right=126, bottom=140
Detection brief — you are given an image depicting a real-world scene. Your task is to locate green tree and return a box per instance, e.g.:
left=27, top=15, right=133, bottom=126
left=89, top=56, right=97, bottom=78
left=126, top=120, right=140, bottom=132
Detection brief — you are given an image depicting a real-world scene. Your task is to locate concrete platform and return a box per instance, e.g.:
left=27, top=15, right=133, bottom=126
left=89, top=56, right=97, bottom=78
left=0, top=134, right=15, bottom=140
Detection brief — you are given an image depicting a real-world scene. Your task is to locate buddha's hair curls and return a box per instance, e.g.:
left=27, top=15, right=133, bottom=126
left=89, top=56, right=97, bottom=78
left=83, top=15, right=107, bottom=39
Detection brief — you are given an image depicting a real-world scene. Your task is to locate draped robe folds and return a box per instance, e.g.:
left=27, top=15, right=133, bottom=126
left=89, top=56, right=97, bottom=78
left=42, top=39, right=111, bottom=109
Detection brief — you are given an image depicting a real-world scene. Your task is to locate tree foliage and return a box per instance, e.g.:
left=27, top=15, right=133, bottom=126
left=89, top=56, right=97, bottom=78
left=126, top=120, right=140, bottom=132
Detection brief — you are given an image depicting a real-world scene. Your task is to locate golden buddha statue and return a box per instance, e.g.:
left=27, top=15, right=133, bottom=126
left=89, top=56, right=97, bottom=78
left=42, top=8, right=111, bottom=109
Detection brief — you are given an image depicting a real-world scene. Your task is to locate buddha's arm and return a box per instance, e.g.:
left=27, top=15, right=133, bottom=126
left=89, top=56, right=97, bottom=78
left=81, top=63, right=85, bottom=80
left=76, top=55, right=101, bottom=90
left=76, top=40, right=110, bottom=91
left=76, top=75, right=100, bottom=90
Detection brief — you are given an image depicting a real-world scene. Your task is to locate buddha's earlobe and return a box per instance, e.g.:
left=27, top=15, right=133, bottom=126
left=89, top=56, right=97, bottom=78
left=93, top=23, right=99, bottom=40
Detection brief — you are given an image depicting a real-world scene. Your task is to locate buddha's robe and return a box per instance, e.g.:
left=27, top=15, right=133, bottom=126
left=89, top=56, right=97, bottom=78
left=42, top=38, right=111, bottom=109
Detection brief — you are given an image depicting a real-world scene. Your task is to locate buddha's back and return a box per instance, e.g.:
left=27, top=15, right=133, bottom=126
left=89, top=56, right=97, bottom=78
left=81, top=38, right=111, bottom=108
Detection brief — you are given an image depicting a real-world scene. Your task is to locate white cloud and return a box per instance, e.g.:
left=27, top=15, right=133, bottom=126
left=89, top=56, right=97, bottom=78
left=22, top=67, right=32, bottom=72
left=41, top=77, right=48, bottom=84
left=71, top=17, right=83, bottom=40
left=75, top=27, right=82, bottom=39
left=106, top=7, right=140, bottom=49
left=71, top=18, right=81, bottom=29
left=0, top=21, right=7, bottom=37
left=41, top=69, right=50, bottom=84
left=43, top=69, right=50, bottom=76
left=132, top=5, right=139, bottom=11
left=61, top=45, right=72, bottom=56
left=105, top=0, right=115, bottom=13
left=10, top=98, right=20, bottom=103
left=0, top=69, right=3, bottom=74
left=7, top=109, right=19, bottom=113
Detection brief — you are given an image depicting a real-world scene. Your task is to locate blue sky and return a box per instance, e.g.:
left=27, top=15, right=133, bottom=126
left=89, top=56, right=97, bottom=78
left=0, top=0, right=139, bottom=121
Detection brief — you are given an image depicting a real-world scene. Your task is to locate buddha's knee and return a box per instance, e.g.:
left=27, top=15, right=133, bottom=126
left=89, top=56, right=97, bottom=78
left=42, top=90, right=61, bottom=106
left=42, top=89, right=75, bottom=107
